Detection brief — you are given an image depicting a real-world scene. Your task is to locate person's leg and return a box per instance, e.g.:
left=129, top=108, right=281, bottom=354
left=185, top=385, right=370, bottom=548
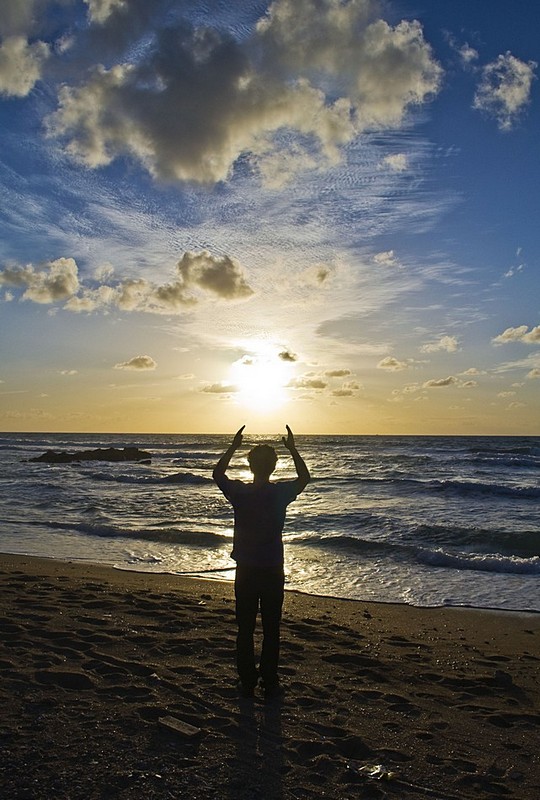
left=234, top=566, right=260, bottom=689
left=259, top=568, right=285, bottom=689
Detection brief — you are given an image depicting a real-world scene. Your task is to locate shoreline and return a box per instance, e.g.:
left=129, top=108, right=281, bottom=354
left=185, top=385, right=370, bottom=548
left=3, top=548, right=539, bottom=616
left=1, top=552, right=539, bottom=799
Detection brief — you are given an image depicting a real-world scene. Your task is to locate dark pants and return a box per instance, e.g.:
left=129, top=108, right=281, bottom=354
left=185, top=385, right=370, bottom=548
left=234, top=565, right=285, bottom=688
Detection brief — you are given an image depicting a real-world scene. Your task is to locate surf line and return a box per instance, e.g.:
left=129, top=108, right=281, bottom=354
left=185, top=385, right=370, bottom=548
left=173, top=566, right=234, bottom=575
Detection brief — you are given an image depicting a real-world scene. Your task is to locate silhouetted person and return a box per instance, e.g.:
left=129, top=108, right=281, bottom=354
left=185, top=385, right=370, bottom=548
left=213, top=425, right=310, bottom=698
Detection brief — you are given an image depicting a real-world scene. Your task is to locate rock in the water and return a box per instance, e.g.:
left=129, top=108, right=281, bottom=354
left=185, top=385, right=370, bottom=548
left=27, top=447, right=152, bottom=463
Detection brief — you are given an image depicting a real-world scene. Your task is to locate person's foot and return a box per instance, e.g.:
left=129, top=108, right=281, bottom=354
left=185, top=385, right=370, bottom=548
left=261, top=680, right=285, bottom=700
left=237, top=681, right=256, bottom=698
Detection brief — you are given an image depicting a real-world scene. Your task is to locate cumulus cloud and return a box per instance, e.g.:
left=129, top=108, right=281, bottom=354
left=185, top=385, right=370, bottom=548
left=0, top=250, right=253, bottom=313
left=422, top=376, right=457, bottom=388
left=377, top=356, right=408, bottom=370
left=420, top=335, right=460, bottom=353
left=201, top=383, right=237, bottom=394
left=473, top=52, right=537, bottom=130
left=114, top=355, right=156, bottom=370
left=492, top=325, right=540, bottom=345
left=526, top=368, right=540, bottom=379
left=85, top=0, right=127, bottom=25
left=289, top=374, right=327, bottom=390
left=114, top=250, right=254, bottom=312
left=176, top=251, right=254, bottom=302
left=0, top=257, right=79, bottom=303
left=0, top=35, right=49, bottom=97
left=258, top=1, right=442, bottom=124
left=44, top=0, right=441, bottom=185
left=324, top=369, right=351, bottom=377
left=46, top=33, right=353, bottom=184
left=331, top=380, right=360, bottom=397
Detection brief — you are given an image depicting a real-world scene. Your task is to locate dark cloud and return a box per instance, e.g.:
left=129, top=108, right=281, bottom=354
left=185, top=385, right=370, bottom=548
left=38, top=0, right=442, bottom=183
left=278, top=349, right=297, bottom=362
left=422, top=376, right=457, bottom=388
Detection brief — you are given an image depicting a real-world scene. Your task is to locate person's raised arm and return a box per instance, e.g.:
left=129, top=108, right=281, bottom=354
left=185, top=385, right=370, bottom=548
left=282, top=425, right=310, bottom=492
left=213, top=425, right=245, bottom=484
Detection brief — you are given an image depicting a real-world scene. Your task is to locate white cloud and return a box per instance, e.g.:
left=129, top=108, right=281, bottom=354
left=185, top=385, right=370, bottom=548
left=445, top=34, right=478, bottom=68
left=0, top=35, right=49, bottom=97
left=377, top=356, right=408, bottom=370
left=492, top=325, right=540, bottom=345
left=59, top=369, right=78, bottom=376
left=373, top=250, right=400, bottom=268
left=526, top=368, right=540, bottom=380
left=420, top=334, right=460, bottom=353
left=381, top=153, right=408, bottom=171
left=85, top=0, right=127, bottom=24
left=473, top=52, right=537, bottom=130
left=114, top=355, right=156, bottom=370
left=458, top=43, right=479, bottom=66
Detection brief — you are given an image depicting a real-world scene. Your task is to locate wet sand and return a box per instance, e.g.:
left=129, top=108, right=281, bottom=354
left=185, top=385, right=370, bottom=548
left=0, top=553, right=539, bottom=799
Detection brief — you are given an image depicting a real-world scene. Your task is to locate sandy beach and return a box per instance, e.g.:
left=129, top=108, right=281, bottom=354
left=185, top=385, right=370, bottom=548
left=0, top=553, right=538, bottom=799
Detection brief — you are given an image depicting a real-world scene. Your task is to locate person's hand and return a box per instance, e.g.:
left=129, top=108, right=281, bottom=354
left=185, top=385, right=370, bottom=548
left=282, top=424, right=295, bottom=451
left=231, top=425, right=245, bottom=450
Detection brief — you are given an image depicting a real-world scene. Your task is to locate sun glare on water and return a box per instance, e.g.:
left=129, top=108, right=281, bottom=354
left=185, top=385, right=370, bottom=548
left=230, top=345, right=293, bottom=413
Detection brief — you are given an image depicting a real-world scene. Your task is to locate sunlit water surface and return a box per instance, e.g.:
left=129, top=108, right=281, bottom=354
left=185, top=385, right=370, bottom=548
left=0, top=433, right=538, bottom=611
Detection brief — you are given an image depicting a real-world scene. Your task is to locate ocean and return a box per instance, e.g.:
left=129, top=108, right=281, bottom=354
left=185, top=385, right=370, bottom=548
left=0, top=433, right=538, bottom=612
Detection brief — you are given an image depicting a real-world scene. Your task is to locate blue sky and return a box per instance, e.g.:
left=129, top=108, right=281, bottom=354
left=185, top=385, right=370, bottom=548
left=0, top=0, right=538, bottom=434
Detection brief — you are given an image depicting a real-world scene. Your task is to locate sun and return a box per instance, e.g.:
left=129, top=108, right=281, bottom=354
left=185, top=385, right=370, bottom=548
left=229, top=345, right=293, bottom=413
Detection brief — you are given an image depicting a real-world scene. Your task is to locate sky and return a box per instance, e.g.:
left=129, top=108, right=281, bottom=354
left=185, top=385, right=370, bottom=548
left=0, top=0, right=539, bottom=435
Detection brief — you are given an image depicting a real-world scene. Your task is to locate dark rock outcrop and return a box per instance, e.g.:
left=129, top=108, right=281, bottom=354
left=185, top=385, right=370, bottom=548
left=28, top=447, right=152, bottom=464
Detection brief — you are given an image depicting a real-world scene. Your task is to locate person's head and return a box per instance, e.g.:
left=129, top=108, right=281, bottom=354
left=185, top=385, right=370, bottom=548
left=247, top=444, right=277, bottom=479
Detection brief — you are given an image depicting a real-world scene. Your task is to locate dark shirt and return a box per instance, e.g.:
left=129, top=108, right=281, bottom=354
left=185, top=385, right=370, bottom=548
left=215, top=475, right=299, bottom=567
